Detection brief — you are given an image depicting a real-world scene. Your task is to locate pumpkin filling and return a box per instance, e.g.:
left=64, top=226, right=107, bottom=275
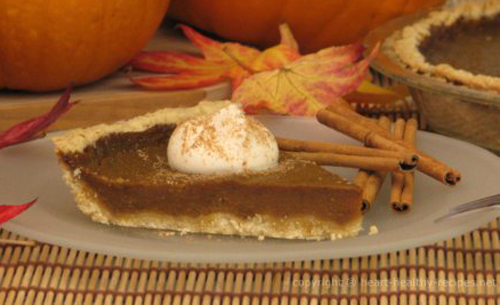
left=59, top=124, right=362, bottom=226
left=419, top=14, right=500, bottom=77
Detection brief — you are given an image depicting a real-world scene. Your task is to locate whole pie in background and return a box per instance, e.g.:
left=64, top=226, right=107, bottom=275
left=390, top=0, right=500, bottom=92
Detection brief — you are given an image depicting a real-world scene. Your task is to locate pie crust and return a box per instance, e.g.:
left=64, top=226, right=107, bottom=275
left=390, top=0, right=500, bottom=92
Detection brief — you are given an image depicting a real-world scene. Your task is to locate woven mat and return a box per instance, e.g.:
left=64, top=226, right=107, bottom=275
left=1, top=218, right=499, bottom=305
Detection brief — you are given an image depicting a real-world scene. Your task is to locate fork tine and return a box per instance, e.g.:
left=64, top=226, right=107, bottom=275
left=448, top=194, right=500, bottom=214
left=434, top=194, right=500, bottom=224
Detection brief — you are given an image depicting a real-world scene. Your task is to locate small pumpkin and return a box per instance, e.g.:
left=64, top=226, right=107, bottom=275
left=0, top=0, right=170, bottom=92
left=168, top=0, right=444, bottom=53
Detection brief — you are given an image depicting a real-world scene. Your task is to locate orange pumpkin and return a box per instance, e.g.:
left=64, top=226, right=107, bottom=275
left=0, top=0, right=170, bottom=92
left=168, top=0, right=444, bottom=53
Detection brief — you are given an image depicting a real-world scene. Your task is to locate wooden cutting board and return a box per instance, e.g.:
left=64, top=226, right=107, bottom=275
left=0, top=21, right=231, bottom=132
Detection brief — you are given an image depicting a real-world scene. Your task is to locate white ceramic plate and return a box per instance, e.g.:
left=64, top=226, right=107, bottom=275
left=1, top=116, right=499, bottom=263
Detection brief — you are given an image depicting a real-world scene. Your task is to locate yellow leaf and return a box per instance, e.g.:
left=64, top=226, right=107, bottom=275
left=345, top=81, right=408, bottom=104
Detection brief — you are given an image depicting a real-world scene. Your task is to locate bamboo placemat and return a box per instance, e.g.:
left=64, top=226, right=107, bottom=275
left=0, top=217, right=499, bottom=305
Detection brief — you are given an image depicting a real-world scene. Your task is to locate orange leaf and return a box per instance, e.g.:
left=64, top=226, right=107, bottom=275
left=178, top=24, right=260, bottom=64
left=130, top=51, right=227, bottom=74
left=250, top=24, right=300, bottom=71
left=130, top=72, right=225, bottom=90
left=129, top=24, right=300, bottom=91
left=233, top=44, right=379, bottom=116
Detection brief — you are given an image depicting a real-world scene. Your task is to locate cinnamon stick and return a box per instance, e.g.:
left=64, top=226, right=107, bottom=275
left=277, top=137, right=417, bottom=169
left=390, top=118, right=407, bottom=211
left=317, top=107, right=460, bottom=185
left=354, top=116, right=391, bottom=212
left=362, top=171, right=387, bottom=211
left=317, top=108, right=405, bottom=151
left=287, top=151, right=410, bottom=172
left=400, top=118, right=418, bottom=212
left=326, top=103, right=390, bottom=137
left=354, top=169, right=370, bottom=211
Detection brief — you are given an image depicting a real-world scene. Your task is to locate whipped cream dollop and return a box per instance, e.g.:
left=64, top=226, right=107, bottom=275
left=167, top=103, right=279, bottom=175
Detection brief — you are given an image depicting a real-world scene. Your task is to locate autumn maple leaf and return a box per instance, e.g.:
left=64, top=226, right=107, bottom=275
left=233, top=44, right=380, bottom=116
left=129, top=24, right=300, bottom=90
left=0, top=86, right=77, bottom=150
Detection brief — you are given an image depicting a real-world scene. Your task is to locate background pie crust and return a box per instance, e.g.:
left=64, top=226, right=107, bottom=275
left=390, top=0, right=500, bottom=92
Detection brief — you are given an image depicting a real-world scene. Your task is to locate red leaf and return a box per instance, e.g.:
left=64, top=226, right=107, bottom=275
left=0, top=199, right=36, bottom=225
left=0, top=86, right=77, bottom=150
left=129, top=24, right=300, bottom=91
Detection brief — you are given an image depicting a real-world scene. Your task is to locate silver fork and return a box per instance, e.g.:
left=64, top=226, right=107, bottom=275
left=434, top=194, right=500, bottom=223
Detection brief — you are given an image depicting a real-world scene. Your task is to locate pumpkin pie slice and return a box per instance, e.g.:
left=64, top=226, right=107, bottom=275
left=390, top=0, right=500, bottom=92
left=52, top=101, right=363, bottom=240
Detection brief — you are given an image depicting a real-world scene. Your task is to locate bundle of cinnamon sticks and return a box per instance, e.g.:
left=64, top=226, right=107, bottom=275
left=317, top=102, right=461, bottom=185
left=278, top=100, right=461, bottom=213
